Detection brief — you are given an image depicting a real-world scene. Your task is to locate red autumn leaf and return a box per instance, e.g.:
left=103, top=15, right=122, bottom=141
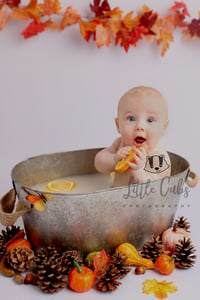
left=169, top=1, right=190, bottom=17
left=139, top=10, right=158, bottom=35
left=90, top=0, right=111, bottom=17
left=93, top=249, right=109, bottom=278
left=1, top=0, right=20, bottom=8
left=39, top=0, right=61, bottom=16
left=188, top=18, right=200, bottom=38
left=128, top=26, right=148, bottom=47
left=61, top=6, right=81, bottom=30
left=115, top=21, right=132, bottom=52
left=0, top=7, right=9, bottom=30
left=21, top=20, right=45, bottom=38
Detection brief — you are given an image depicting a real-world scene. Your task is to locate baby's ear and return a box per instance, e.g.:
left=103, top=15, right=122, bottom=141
left=162, top=119, right=169, bottom=135
left=115, top=117, right=120, bottom=133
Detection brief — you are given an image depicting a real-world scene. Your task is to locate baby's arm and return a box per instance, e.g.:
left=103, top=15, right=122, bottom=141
left=94, top=138, right=121, bottom=173
left=95, top=137, right=134, bottom=173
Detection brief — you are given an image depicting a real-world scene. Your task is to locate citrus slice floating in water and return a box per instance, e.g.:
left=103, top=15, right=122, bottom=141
left=46, top=180, right=76, bottom=192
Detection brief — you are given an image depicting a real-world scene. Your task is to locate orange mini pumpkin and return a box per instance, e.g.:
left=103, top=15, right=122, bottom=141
left=7, top=238, right=32, bottom=251
left=68, top=262, right=95, bottom=293
left=155, top=254, right=175, bottom=275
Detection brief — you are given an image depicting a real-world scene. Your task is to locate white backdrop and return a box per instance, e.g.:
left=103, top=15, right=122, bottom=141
left=0, top=1, right=200, bottom=299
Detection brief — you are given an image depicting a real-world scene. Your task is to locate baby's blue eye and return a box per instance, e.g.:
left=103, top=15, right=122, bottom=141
left=128, top=116, right=135, bottom=122
left=147, top=118, right=154, bottom=123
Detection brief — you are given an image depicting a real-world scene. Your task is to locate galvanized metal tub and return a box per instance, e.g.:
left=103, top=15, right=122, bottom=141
left=11, top=148, right=196, bottom=253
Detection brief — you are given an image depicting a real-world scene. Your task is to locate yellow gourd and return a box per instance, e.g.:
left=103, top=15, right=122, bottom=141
left=116, top=242, right=155, bottom=269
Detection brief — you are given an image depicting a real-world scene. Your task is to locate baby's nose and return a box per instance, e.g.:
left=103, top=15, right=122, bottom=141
left=136, top=121, right=145, bottom=131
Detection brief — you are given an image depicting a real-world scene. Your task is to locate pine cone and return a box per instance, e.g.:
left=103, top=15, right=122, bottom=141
left=6, top=246, right=34, bottom=272
left=174, top=238, right=196, bottom=269
left=0, top=226, right=22, bottom=260
left=173, top=216, right=190, bottom=232
left=61, top=250, right=83, bottom=275
left=95, top=252, right=131, bottom=292
left=108, top=252, right=131, bottom=279
left=0, top=239, right=6, bottom=261
left=33, top=247, right=67, bottom=293
left=1, top=225, right=21, bottom=243
left=96, top=278, right=121, bottom=292
left=141, top=235, right=165, bottom=263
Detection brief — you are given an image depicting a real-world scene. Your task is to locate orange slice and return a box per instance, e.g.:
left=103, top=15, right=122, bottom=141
left=46, top=180, right=76, bottom=192
left=115, top=150, right=136, bottom=173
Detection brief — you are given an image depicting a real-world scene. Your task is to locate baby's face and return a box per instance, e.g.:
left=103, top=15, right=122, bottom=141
left=115, top=89, right=168, bottom=153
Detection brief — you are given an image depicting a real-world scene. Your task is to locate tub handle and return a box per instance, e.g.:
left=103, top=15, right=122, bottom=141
left=0, top=189, right=30, bottom=227
left=186, top=170, right=198, bottom=188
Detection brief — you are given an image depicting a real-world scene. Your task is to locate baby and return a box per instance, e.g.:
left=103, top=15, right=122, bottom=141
left=94, top=86, right=171, bottom=187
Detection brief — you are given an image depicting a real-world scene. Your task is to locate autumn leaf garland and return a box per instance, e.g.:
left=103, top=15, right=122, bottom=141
left=1, top=0, right=200, bottom=55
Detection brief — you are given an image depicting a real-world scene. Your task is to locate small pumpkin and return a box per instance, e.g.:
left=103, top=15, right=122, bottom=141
left=162, top=224, right=190, bottom=252
left=68, top=261, right=95, bottom=293
left=155, top=254, right=175, bottom=275
left=7, top=238, right=32, bottom=251
left=116, top=242, right=155, bottom=269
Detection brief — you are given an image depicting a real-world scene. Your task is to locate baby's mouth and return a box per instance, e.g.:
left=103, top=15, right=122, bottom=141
left=135, top=136, right=146, bottom=144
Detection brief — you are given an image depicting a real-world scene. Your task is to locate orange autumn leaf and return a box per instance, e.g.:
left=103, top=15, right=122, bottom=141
left=43, top=19, right=59, bottom=30
left=80, top=20, right=96, bottom=42
left=123, top=11, right=139, bottom=30
left=158, top=31, right=174, bottom=56
left=11, top=0, right=40, bottom=23
left=139, top=4, right=152, bottom=15
left=0, top=8, right=9, bottom=31
left=143, top=279, right=177, bottom=300
left=93, top=249, right=109, bottom=278
left=61, top=6, right=81, bottom=30
left=25, top=0, right=40, bottom=23
left=39, top=0, right=61, bottom=16
left=95, top=23, right=111, bottom=47
left=152, top=16, right=175, bottom=56
left=169, top=1, right=190, bottom=17
left=10, top=7, right=30, bottom=21
left=103, top=7, right=123, bottom=19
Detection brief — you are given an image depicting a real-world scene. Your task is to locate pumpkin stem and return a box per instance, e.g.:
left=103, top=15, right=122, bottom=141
left=172, top=224, right=177, bottom=232
left=73, top=260, right=82, bottom=273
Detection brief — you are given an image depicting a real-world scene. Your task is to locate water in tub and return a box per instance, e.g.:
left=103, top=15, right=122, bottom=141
left=32, top=172, right=115, bottom=194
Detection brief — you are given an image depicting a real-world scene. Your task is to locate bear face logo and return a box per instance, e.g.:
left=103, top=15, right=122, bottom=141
left=144, top=154, right=170, bottom=174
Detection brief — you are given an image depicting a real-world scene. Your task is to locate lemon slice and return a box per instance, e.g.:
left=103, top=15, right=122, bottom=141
left=46, top=180, right=76, bottom=192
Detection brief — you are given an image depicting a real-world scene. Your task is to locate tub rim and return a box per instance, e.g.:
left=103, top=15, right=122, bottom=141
left=11, top=149, right=190, bottom=197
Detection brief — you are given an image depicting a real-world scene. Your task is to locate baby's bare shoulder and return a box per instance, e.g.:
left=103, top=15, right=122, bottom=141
left=108, top=137, right=122, bottom=153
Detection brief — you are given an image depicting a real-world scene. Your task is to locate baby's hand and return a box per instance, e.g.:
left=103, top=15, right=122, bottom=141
left=127, top=147, right=146, bottom=171
left=114, top=146, right=132, bottom=163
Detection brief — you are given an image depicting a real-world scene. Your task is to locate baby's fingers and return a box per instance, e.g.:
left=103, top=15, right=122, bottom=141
left=136, top=148, right=146, bottom=159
